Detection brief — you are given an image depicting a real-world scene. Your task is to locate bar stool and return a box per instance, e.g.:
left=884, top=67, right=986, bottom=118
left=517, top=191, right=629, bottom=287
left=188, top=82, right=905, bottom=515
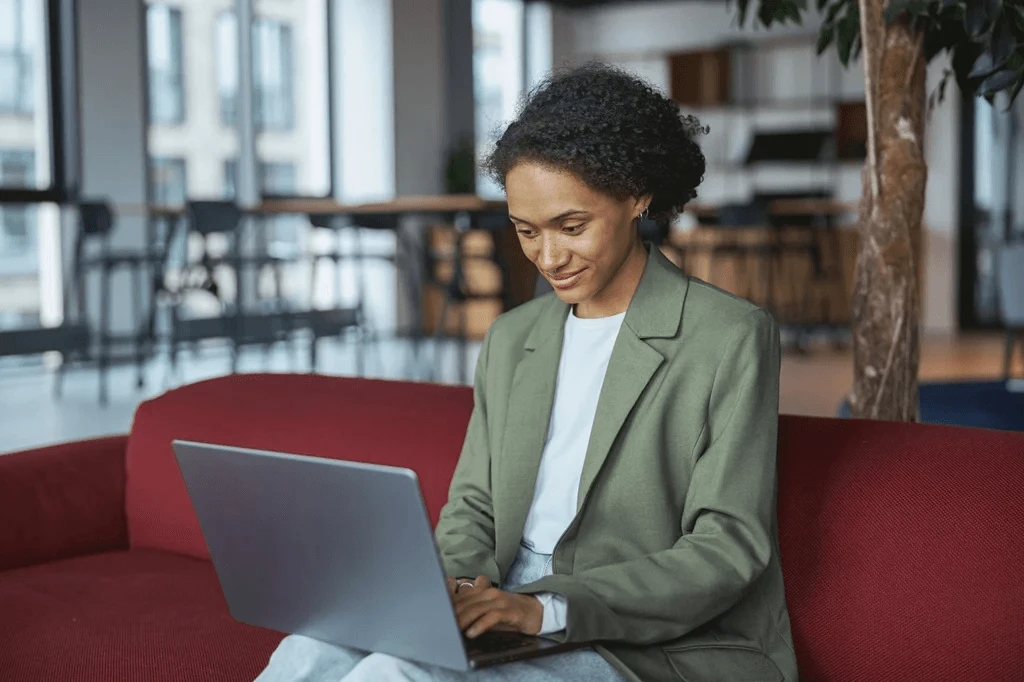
left=58, top=200, right=163, bottom=405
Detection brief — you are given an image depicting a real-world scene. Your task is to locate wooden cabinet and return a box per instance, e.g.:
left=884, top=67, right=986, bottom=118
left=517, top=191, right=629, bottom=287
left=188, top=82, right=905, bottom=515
left=670, top=48, right=732, bottom=107
left=420, top=224, right=536, bottom=340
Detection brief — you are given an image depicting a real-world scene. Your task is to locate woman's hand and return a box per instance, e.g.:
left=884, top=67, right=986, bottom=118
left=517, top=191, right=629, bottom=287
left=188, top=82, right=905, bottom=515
left=446, top=574, right=491, bottom=598
left=454, top=585, right=543, bottom=638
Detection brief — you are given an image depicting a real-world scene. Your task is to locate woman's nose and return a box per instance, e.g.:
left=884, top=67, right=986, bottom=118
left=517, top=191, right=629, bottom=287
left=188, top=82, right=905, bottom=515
left=536, top=236, right=569, bottom=272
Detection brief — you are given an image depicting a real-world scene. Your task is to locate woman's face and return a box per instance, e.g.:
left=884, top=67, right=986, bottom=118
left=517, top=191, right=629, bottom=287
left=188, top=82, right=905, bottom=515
left=505, top=161, right=649, bottom=315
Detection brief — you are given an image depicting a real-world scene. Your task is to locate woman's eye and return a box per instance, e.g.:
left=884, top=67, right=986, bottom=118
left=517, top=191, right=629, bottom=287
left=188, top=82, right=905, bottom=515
left=517, top=229, right=537, bottom=238
left=562, top=224, right=585, bottom=234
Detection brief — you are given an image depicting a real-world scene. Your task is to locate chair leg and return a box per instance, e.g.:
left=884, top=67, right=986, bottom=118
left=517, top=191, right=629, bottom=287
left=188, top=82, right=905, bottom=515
left=53, top=354, right=65, bottom=399
left=98, top=267, right=111, bottom=407
left=1004, top=330, right=1016, bottom=382
left=132, top=265, right=145, bottom=389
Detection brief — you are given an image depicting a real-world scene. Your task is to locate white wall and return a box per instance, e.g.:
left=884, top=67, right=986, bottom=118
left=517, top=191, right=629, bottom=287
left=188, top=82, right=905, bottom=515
left=77, top=0, right=148, bottom=336
left=392, top=0, right=446, bottom=196
left=335, top=0, right=394, bottom=203
left=552, top=0, right=961, bottom=333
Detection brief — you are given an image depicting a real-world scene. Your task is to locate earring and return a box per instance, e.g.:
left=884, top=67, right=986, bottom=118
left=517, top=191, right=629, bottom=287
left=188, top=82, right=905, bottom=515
left=638, top=207, right=649, bottom=222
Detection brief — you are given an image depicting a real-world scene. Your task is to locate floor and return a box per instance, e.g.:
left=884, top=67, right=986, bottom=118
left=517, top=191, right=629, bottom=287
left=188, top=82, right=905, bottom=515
left=0, top=331, right=1014, bottom=455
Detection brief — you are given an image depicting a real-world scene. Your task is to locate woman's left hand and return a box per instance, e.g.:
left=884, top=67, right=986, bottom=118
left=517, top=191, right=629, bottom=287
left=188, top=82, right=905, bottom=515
left=453, top=587, right=543, bottom=638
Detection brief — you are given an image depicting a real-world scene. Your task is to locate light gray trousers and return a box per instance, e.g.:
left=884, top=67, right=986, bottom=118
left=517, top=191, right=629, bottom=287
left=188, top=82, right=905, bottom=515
left=253, top=545, right=625, bottom=682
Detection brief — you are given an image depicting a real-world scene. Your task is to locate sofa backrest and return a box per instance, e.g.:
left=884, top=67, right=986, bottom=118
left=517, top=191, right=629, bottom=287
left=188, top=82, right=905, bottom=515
left=125, top=374, right=1024, bottom=681
left=125, top=373, right=473, bottom=560
left=777, top=415, right=1024, bottom=682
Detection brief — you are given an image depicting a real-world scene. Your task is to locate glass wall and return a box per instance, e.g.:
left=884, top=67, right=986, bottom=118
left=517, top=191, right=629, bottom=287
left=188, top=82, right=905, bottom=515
left=146, top=5, right=185, bottom=125
left=146, top=0, right=239, bottom=202
left=967, top=94, right=1024, bottom=325
left=472, top=0, right=523, bottom=198
left=255, top=0, right=329, bottom=199
left=0, top=0, right=53, bottom=329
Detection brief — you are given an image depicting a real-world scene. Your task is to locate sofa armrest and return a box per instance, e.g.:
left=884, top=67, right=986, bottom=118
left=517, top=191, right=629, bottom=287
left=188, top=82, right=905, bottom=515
left=0, top=435, right=129, bottom=571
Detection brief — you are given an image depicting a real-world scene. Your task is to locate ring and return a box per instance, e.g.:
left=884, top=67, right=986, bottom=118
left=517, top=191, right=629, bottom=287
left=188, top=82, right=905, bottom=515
left=456, top=581, right=475, bottom=591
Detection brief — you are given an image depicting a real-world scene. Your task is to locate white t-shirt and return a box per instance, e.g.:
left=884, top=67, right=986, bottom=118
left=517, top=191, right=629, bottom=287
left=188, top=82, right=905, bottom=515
left=522, top=307, right=626, bottom=633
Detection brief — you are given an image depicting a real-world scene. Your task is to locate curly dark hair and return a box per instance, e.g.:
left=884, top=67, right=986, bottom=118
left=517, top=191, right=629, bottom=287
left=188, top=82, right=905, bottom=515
left=484, top=62, right=707, bottom=225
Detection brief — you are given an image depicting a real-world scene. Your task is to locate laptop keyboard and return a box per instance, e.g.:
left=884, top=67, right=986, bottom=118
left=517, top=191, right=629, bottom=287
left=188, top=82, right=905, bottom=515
left=464, top=630, right=540, bottom=655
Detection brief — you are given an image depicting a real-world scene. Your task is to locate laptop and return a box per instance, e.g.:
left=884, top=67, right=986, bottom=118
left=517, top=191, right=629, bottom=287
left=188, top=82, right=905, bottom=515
left=171, top=440, right=585, bottom=671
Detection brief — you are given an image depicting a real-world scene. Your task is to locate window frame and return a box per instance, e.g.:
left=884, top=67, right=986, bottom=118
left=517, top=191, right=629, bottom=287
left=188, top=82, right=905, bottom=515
left=0, top=0, right=75, bottom=205
left=145, top=3, right=187, bottom=126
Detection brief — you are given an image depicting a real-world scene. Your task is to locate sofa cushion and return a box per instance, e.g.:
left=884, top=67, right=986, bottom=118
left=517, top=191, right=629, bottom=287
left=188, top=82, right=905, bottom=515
left=0, top=435, right=128, bottom=571
left=125, top=374, right=473, bottom=559
left=776, top=415, right=1024, bottom=682
left=0, top=549, right=282, bottom=681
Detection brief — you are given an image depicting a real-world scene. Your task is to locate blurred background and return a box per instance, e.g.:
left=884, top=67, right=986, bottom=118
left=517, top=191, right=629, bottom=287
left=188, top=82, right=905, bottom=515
left=1, top=0, right=1023, bottom=452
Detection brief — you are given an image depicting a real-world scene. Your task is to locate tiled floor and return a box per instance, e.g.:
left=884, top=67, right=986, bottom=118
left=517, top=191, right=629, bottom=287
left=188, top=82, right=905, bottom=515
left=0, top=331, right=1012, bottom=455
left=0, top=336, right=482, bottom=454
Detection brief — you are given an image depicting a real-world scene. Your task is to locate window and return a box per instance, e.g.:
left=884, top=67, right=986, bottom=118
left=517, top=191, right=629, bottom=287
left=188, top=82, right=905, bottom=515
left=217, top=14, right=295, bottom=131
left=253, top=18, right=294, bottom=131
left=0, top=0, right=34, bottom=115
left=0, top=150, right=37, bottom=270
left=149, top=157, right=187, bottom=206
left=146, top=4, right=185, bottom=124
left=215, top=11, right=238, bottom=129
left=472, top=0, right=524, bottom=198
left=224, top=158, right=300, bottom=252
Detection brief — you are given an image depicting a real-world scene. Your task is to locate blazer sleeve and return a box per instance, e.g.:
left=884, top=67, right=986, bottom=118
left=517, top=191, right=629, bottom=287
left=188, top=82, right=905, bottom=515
left=433, top=327, right=502, bottom=585
left=509, top=308, right=781, bottom=645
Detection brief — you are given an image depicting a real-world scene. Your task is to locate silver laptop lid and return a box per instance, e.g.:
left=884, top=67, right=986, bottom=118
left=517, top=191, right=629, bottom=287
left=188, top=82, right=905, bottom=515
left=171, top=440, right=471, bottom=671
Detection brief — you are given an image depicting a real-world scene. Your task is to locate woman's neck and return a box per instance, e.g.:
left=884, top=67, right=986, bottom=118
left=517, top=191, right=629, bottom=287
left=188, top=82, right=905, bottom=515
left=574, top=239, right=648, bottom=319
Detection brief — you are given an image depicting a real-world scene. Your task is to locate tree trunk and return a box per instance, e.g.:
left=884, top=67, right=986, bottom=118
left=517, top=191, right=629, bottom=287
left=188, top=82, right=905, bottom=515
left=848, top=0, right=928, bottom=421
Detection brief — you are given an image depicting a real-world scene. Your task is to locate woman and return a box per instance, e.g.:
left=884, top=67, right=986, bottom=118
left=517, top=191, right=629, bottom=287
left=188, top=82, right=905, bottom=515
left=257, top=63, right=798, bottom=682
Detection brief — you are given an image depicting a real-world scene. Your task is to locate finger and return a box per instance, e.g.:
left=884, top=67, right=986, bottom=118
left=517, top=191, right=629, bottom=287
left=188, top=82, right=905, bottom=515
left=454, top=586, right=502, bottom=608
left=466, top=608, right=513, bottom=639
left=457, top=596, right=510, bottom=632
left=454, top=588, right=505, bottom=614
left=446, top=577, right=458, bottom=596
left=473, top=575, right=492, bottom=590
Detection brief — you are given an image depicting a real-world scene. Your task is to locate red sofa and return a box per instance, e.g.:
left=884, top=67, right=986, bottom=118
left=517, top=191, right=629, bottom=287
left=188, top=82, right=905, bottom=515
left=1, top=373, right=1021, bottom=681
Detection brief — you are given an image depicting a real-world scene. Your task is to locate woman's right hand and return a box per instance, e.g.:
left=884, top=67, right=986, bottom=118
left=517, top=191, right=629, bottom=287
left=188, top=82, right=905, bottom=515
left=447, top=575, right=492, bottom=599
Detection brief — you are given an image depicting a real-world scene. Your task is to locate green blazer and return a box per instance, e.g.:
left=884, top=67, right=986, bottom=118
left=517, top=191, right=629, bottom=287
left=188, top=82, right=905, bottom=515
left=434, top=245, right=799, bottom=682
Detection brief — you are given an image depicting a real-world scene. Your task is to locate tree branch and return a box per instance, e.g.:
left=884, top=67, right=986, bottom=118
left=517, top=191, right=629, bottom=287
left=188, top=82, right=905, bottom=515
left=858, top=0, right=881, bottom=209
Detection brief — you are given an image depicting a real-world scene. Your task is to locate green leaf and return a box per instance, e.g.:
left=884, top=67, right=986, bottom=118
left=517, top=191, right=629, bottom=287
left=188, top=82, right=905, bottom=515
left=884, top=0, right=910, bottom=25
left=964, top=1, right=987, bottom=38
left=1010, top=4, right=1024, bottom=31
left=990, top=12, right=1015, bottom=68
left=817, top=24, right=836, bottom=54
left=837, top=4, right=860, bottom=66
left=1008, top=73, right=1024, bottom=105
left=734, top=0, right=750, bottom=26
left=826, top=0, right=847, bottom=23
left=939, top=69, right=951, bottom=102
left=969, top=50, right=998, bottom=79
left=981, top=68, right=1020, bottom=96
left=784, top=2, right=804, bottom=24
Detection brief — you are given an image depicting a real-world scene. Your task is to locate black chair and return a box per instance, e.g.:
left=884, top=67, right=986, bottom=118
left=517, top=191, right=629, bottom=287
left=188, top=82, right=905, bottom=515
left=304, top=213, right=379, bottom=374
left=57, top=200, right=164, bottom=405
left=998, top=243, right=1024, bottom=382
left=167, top=200, right=291, bottom=375
left=425, top=210, right=513, bottom=384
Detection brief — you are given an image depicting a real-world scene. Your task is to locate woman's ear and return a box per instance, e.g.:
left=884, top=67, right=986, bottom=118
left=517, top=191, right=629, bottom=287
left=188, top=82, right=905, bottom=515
left=631, top=194, right=654, bottom=218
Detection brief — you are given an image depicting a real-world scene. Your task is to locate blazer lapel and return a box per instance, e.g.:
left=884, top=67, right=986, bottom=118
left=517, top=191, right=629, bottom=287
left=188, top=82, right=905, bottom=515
left=576, top=246, right=688, bottom=512
left=495, top=297, right=568, bottom=573
left=576, top=329, right=663, bottom=512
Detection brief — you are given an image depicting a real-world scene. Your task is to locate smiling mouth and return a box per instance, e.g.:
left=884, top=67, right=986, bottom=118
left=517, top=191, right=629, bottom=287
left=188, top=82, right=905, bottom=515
left=548, top=269, right=585, bottom=288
